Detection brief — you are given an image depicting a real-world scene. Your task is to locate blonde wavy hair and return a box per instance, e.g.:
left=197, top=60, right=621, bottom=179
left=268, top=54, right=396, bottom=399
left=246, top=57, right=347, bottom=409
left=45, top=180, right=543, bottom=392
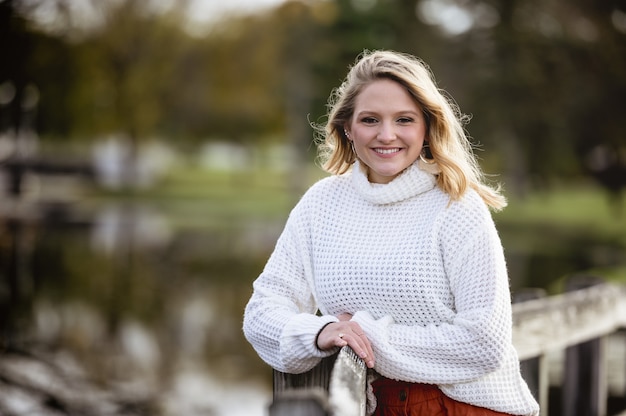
left=315, top=50, right=506, bottom=211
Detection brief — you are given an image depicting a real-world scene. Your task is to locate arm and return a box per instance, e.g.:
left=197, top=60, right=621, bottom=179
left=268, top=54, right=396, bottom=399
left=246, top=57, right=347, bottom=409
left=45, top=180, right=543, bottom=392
left=243, top=204, right=340, bottom=374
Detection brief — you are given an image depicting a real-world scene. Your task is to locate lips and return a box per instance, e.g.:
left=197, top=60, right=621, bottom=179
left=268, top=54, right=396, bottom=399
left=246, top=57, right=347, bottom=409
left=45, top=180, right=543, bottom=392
left=373, top=148, right=402, bottom=154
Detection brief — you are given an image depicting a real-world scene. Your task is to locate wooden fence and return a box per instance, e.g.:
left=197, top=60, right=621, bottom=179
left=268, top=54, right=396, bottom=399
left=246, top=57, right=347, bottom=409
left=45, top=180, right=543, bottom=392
left=513, top=279, right=626, bottom=416
left=271, top=279, right=626, bottom=416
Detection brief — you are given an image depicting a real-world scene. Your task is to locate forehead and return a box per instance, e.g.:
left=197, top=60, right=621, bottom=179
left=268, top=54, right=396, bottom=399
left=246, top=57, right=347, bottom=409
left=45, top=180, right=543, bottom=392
left=355, top=78, right=421, bottom=112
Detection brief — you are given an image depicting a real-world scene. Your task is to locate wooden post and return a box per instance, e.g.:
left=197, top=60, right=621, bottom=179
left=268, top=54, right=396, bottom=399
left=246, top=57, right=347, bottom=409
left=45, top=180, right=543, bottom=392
left=273, top=353, right=337, bottom=398
left=562, top=276, right=608, bottom=416
left=270, top=389, right=329, bottom=416
left=520, top=354, right=549, bottom=416
left=563, top=336, right=607, bottom=416
left=271, top=353, right=336, bottom=416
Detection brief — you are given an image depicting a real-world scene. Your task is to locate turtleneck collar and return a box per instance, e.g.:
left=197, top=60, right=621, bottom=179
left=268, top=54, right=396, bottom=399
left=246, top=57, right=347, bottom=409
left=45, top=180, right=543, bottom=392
left=350, top=159, right=438, bottom=205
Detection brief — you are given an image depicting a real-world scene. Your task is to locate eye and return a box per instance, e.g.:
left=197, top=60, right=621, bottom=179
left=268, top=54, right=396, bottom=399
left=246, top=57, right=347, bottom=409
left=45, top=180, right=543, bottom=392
left=361, top=117, right=378, bottom=124
left=397, top=117, right=414, bottom=124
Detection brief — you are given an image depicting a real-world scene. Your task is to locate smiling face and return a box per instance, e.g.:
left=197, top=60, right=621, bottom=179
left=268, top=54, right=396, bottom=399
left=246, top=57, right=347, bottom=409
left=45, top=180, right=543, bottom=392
left=345, top=78, right=427, bottom=184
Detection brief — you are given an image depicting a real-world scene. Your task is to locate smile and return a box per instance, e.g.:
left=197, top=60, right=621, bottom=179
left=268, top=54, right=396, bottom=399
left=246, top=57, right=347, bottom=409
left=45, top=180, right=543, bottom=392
left=374, top=148, right=402, bottom=154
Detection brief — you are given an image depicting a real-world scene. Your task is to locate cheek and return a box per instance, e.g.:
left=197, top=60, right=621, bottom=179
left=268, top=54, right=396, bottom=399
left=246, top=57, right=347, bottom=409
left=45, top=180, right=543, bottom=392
left=352, top=124, right=373, bottom=138
left=350, top=127, right=366, bottom=143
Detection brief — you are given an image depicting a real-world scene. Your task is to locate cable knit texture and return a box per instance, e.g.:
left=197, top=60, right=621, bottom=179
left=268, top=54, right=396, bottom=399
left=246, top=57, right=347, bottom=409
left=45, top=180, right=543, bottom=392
left=243, top=160, right=539, bottom=416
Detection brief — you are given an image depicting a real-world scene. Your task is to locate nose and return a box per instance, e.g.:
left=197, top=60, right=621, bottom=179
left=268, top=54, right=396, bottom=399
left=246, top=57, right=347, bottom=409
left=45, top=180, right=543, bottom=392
left=377, top=121, right=396, bottom=142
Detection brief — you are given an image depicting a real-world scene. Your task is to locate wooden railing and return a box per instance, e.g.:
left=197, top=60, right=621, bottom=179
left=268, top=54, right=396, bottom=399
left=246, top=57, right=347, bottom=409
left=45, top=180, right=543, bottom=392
left=271, top=279, right=626, bottom=416
left=512, top=279, right=626, bottom=416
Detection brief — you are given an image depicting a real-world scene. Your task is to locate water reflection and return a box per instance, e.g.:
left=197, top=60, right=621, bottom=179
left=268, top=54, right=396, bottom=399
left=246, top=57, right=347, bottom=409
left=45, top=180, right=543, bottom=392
left=0, top=200, right=624, bottom=415
left=1, top=201, right=273, bottom=415
left=91, top=205, right=173, bottom=255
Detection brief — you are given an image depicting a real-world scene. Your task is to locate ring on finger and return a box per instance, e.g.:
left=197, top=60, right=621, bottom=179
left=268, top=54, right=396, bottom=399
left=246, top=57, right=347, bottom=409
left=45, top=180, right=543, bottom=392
left=338, top=333, right=345, bottom=339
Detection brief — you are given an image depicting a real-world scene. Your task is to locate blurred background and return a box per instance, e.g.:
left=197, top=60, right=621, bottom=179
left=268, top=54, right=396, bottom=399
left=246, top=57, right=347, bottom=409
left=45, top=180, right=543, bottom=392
left=0, top=0, right=625, bottom=415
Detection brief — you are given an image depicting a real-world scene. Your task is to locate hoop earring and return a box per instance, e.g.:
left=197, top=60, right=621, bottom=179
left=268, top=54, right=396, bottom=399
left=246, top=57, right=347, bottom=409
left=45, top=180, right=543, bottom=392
left=419, top=153, right=435, bottom=164
left=420, top=144, right=435, bottom=164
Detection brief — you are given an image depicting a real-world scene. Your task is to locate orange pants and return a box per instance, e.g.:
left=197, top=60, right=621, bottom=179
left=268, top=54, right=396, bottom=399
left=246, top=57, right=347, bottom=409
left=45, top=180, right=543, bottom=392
left=372, top=377, right=512, bottom=416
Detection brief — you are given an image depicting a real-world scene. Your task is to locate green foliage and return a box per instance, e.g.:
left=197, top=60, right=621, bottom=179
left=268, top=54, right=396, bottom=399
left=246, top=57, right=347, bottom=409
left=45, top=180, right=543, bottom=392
left=100, top=164, right=300, bottom=230
left=68, top=2, right=185, bottom=140
left=497, top=186, right=626, bottom=240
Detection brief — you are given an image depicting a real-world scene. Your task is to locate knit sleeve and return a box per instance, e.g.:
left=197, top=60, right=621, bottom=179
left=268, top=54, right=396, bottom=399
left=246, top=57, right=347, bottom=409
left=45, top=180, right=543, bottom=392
left=351, top=194, right=513, bottom=385
left=243, top=194, right=339, bottom=374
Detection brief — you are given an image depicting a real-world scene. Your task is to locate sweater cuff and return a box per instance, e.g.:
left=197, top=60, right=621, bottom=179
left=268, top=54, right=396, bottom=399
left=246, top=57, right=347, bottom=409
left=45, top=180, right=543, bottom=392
left=280, top=314, right=339, bottom=372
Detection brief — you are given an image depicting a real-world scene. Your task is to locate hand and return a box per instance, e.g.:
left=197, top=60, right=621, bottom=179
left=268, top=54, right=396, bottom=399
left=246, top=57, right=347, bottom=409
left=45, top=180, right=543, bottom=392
left=316, top=316, right=376, bottom=368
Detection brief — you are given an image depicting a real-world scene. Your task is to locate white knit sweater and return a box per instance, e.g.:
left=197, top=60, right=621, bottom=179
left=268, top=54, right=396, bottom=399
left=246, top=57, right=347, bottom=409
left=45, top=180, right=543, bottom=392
left=243, top=160, right=539, bottom=415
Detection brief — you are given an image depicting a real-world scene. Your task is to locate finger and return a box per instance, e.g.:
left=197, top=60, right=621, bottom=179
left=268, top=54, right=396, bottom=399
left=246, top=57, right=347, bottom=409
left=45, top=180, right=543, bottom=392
left=336, top=332, right=348, bottom=347
left=342, top=331, right=375, bottom=368
left=356, top=336, right=375, bottom=368
left=362, top=338, right=375, bottom=368
left=345, top=324, right=375, bottom=368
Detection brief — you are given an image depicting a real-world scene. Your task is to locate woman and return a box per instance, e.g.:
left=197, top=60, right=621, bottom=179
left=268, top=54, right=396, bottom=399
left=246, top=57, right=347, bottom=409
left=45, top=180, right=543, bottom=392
left=243, top=50, right=539, bottom=416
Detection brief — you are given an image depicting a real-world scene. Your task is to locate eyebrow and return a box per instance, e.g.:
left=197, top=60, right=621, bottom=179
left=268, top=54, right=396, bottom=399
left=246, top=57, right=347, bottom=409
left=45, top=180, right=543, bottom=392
left=355, top=110, right=422, bottom=117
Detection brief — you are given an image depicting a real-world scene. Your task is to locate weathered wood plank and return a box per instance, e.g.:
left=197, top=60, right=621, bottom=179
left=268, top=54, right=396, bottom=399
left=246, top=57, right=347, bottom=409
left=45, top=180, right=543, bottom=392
left=512, top=283, right=626, bottom=360
left=328, top=347, right=367, bottom=416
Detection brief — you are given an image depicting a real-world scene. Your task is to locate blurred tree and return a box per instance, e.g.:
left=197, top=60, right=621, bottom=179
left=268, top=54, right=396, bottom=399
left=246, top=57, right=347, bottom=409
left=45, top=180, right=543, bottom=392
left=563, top=0, right=626, bottom=213
left=0, top=6, right=58, bottom=188
left=4, top=0, right=624, bottom=199
left=414, top=0, right=626, bottom=203
left=67, top=0, right=186, bottom=185
left=1, top=0, right=101, bottom=145
left=199, top=14, right=286, bottom=144
left=0, top=0, right=29, bottom=135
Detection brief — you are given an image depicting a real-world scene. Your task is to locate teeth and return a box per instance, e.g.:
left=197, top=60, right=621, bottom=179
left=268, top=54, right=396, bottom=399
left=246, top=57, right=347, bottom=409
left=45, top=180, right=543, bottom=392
left=375, top=148, right=400, bottom=154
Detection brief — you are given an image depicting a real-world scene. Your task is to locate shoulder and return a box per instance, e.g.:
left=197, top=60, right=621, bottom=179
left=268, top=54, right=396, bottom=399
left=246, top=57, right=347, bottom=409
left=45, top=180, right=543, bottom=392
left=435, top=188, right=496, bottom=239
left=287, top=172, right=351, bottom=218
left=434, top=189, right=504, bottom=266
left=446, top=188, right=492, bottom=221
left=308, top=172, right=351, bottom=194
left=297, top=172, right=352, bottom=206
